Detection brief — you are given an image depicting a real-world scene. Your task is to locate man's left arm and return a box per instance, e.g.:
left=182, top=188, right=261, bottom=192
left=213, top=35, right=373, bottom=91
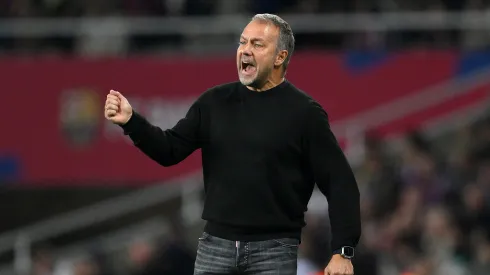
left=303, top=101, right=361, bottom=257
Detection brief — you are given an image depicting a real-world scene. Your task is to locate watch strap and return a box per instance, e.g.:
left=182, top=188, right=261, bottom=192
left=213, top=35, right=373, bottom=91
left=333, top=246, right=355, bottom=258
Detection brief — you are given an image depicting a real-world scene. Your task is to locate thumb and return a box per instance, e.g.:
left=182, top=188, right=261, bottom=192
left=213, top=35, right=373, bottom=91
left=110, top=90, right=125, bottom=100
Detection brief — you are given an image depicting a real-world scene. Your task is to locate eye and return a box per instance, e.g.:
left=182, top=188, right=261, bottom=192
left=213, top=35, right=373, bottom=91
left=254, top=43, right=263, bottom=48
left=239, top=41, right=246, bottom=45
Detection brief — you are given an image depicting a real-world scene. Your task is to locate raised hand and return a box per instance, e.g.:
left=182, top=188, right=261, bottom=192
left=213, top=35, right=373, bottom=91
left=104, top=90, right=133, bottom=125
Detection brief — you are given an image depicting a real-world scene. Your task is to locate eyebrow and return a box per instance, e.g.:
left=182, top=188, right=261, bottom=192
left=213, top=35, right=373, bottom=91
left=240, top=35, right=265, bottom=42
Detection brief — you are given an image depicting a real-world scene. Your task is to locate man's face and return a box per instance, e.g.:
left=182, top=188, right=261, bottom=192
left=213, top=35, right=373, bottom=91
left=237, top=20, right=279, bottom=87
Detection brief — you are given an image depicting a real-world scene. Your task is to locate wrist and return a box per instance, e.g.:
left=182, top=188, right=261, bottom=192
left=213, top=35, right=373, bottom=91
left=332, top=246, right=355, bottom=259
left=120, top=110, right=134, bottom=127
left=332, top=254, right=350, bottom=261
left=123, top=110, right=133, bottom=125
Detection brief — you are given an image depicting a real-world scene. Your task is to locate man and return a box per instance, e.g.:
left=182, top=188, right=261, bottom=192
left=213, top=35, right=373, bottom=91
left=104, top=13, right=361, bottom=275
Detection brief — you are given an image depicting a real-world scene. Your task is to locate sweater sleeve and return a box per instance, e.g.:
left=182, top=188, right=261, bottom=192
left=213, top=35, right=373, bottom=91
left=120, top=97, right=203, bottom=167
left=304, top=101, right=361, bottom=252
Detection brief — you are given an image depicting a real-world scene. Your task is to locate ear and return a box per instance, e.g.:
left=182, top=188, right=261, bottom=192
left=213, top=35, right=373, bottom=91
left=274, top=50, right=288, bottom=67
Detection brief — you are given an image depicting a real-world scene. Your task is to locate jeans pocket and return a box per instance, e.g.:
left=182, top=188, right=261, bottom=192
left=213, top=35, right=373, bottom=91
left=271, top=238, right=300, bottom=248
left=198, top=232, right=210, bottom=242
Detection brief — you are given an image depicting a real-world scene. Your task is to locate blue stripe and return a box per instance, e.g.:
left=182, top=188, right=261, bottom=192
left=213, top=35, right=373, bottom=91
left=344, top=51, right=390, bottom=74
left=455, top=51, right=490, bottom=78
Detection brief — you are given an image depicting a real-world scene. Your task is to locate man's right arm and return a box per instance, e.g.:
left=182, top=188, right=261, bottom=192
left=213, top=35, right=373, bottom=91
left=120, top=98, right=204, bottom=167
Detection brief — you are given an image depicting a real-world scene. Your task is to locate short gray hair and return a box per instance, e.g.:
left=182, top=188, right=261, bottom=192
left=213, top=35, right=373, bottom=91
left=251, top=13, right=295, bottom=74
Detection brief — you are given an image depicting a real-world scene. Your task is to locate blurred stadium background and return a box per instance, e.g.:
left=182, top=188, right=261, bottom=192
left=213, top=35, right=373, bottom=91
left=1, top=0, right=490, bottom=275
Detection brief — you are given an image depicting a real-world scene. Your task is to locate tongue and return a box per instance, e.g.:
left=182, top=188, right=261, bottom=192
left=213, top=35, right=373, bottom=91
left=245, top=65, right=256, bottom=73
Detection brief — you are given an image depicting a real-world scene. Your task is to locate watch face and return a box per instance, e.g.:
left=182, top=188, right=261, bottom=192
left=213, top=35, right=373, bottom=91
left=343, top=247, right=355, bottom=257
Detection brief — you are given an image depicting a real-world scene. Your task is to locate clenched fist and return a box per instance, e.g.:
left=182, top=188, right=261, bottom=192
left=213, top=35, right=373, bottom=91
left=104, top=90, right=133, bottom=125
left=324, top=255, right=354, bottom=275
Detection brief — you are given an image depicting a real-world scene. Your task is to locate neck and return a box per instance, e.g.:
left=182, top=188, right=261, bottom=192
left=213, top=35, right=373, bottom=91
left=247, top=76, right=285, bottom=92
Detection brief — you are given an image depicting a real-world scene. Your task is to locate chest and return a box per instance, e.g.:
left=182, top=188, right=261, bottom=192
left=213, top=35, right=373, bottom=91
left=208, top=97, right=304, bottom=154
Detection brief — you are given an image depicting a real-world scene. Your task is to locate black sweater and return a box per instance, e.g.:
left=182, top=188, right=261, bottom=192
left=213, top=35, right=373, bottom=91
left=121, top=80, right=361, bottom=252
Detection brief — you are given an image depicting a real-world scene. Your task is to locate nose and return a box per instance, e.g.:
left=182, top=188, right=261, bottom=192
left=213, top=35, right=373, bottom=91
left=240, top=43, right=253, bottom=56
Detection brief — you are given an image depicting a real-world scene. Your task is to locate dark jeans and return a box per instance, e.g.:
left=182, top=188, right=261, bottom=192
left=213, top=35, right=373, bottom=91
left=194, top=232, right=299, bottom=275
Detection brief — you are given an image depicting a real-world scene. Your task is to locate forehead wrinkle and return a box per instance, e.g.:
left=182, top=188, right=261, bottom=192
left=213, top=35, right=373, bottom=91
left=240, top=35, right=265, bottom=42
left=255, top=21, right=279, bottom=42
left=242, top=21, right=278, bottom=43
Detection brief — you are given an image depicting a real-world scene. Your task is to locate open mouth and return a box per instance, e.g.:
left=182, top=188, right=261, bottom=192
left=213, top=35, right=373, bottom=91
left=241, top=61, right=257, bottom=75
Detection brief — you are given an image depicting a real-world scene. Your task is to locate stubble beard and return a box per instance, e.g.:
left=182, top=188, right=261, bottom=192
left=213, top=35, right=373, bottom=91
left=238, top=66, right=269, bottom=88
left=239, top=74, right=256, bottom=86
left=238, top=62, right=258, bottom=86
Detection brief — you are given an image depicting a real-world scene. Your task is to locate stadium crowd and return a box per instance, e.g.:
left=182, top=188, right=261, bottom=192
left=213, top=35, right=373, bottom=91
left=0, top=0, right=480, bottom=17
left=298, top=113, right=490, bottom=275
left=0, top=0, right=490, bottom=55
